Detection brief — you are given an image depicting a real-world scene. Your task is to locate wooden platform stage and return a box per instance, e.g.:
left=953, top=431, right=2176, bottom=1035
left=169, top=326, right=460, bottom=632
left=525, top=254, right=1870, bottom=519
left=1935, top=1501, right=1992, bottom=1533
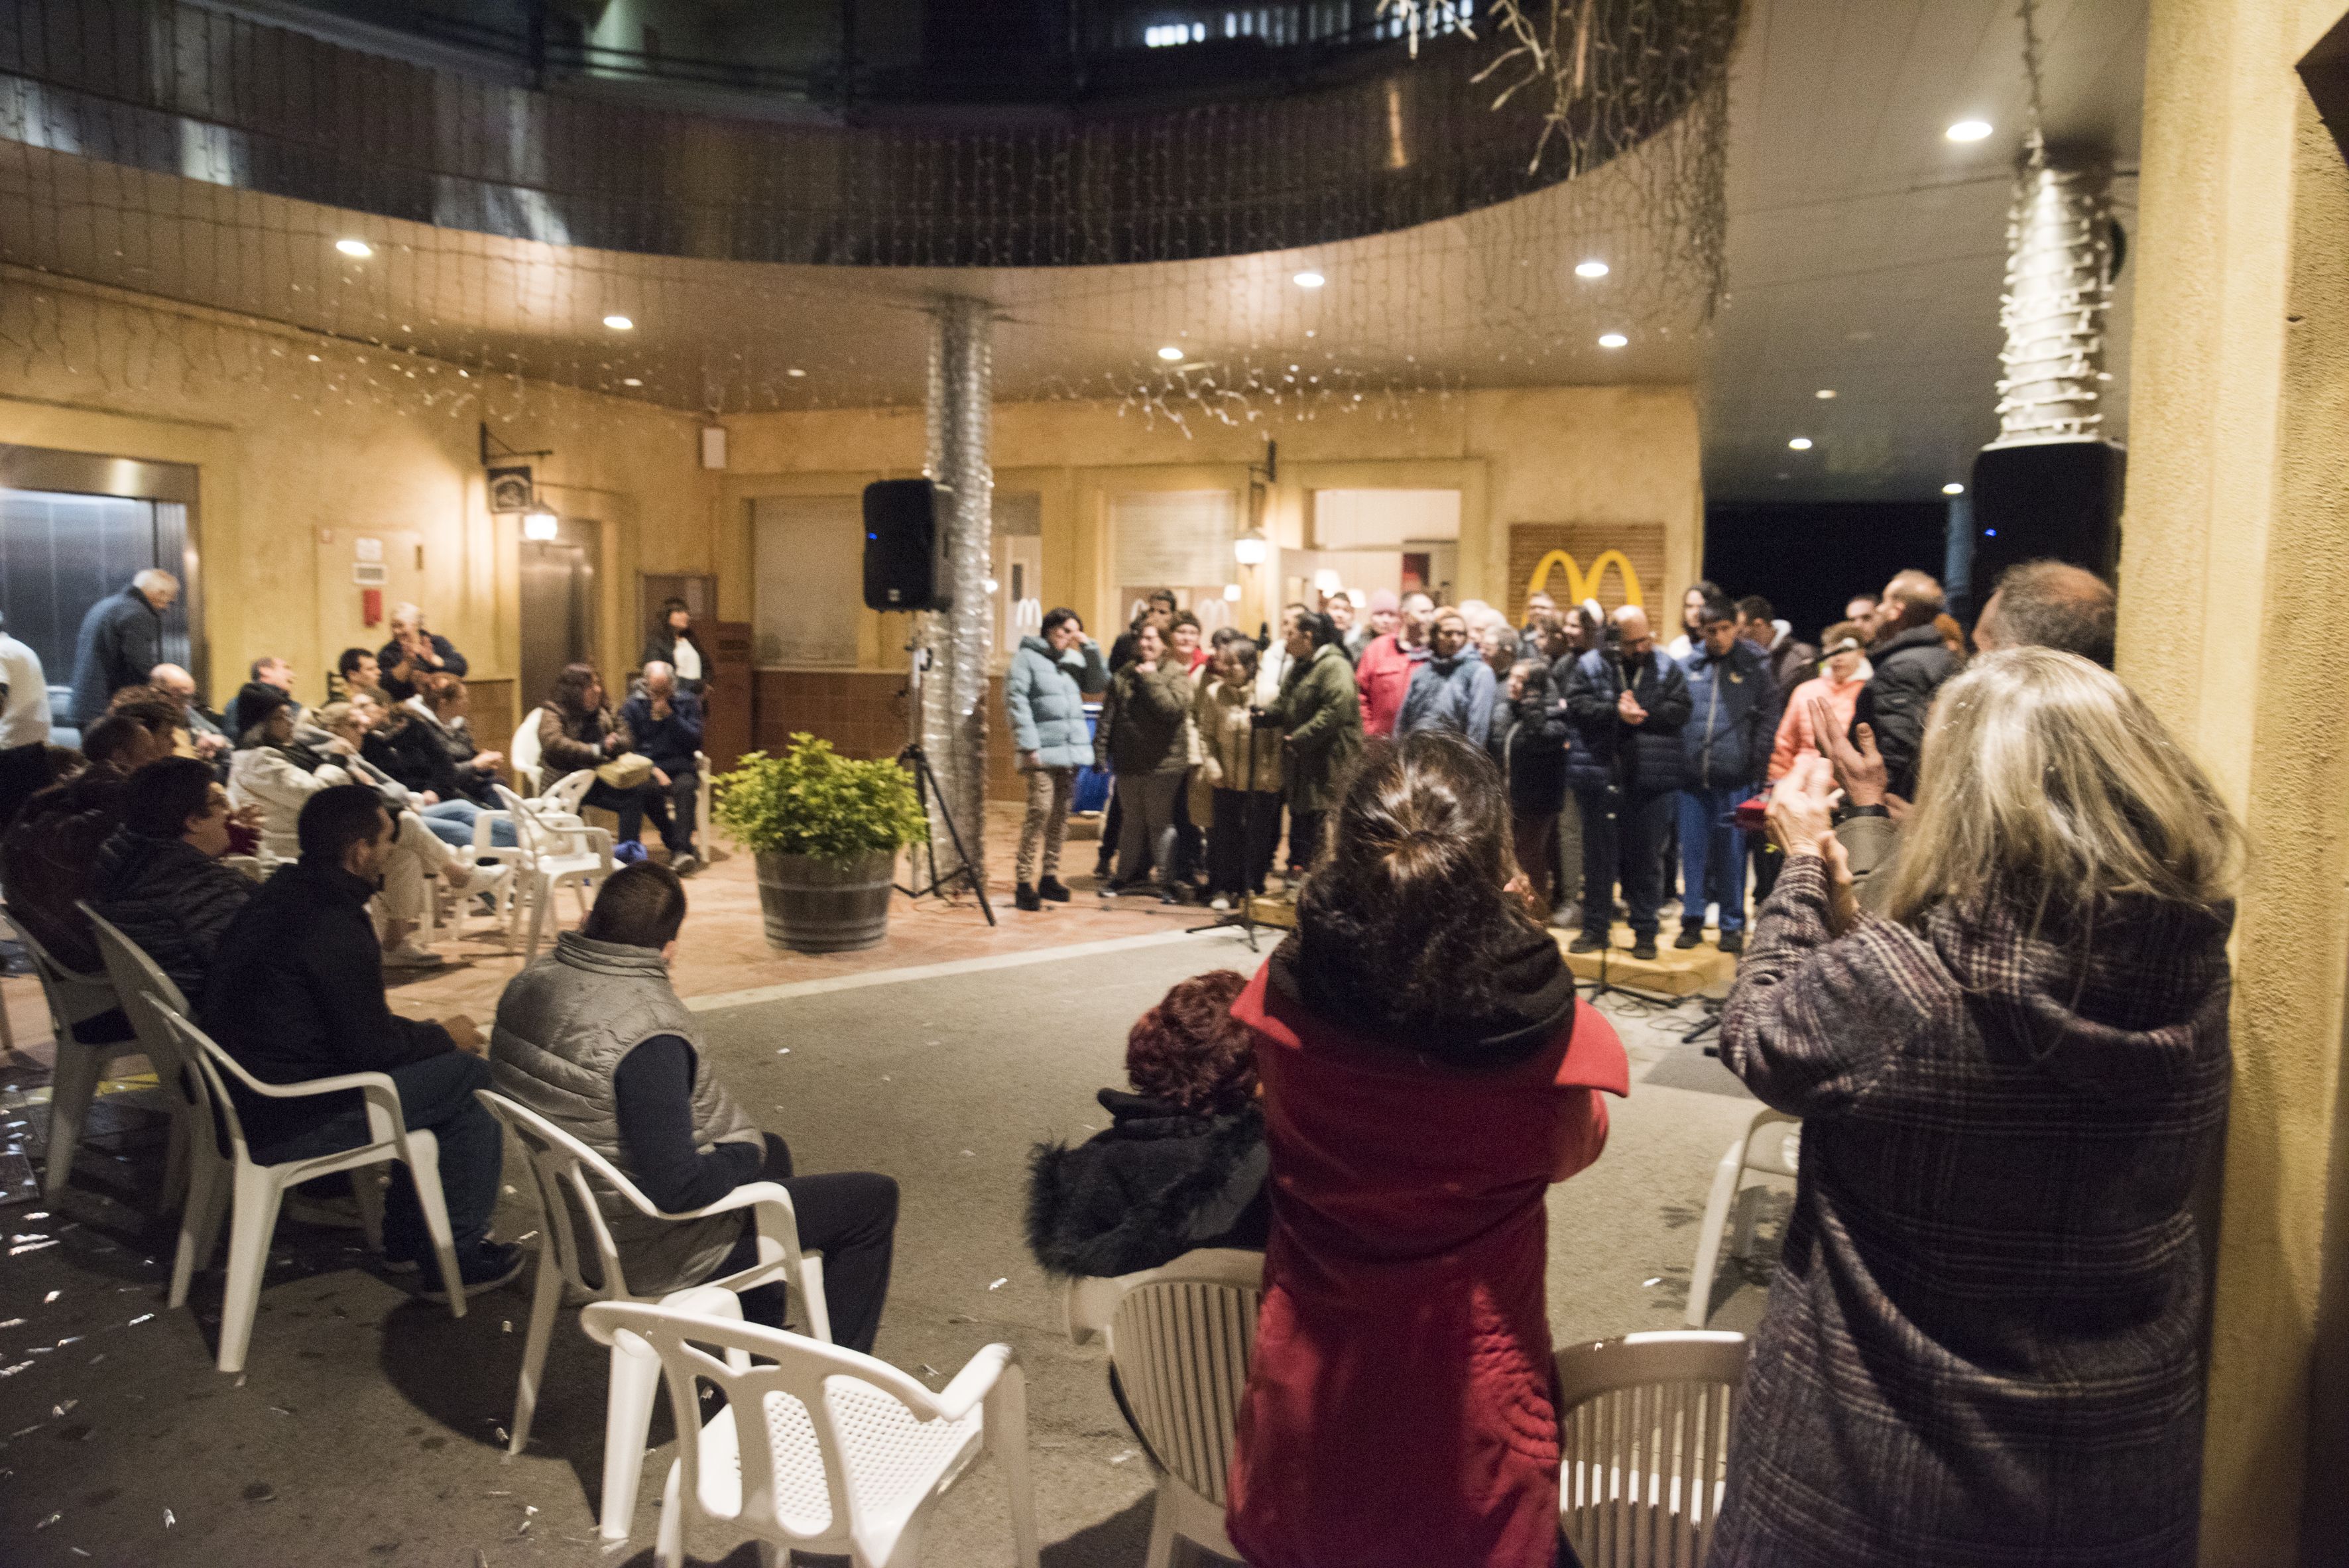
left=1244, top=896, right=1738, bottom=998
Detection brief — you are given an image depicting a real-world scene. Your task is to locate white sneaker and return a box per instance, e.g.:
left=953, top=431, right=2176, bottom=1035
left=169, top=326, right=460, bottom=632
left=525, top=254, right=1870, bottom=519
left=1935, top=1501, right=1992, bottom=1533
left=1209, top=895, right=1233, bottom=912
left=670, top=852, right=699, bottom=877
left=381, top=941, right=448, bottom=971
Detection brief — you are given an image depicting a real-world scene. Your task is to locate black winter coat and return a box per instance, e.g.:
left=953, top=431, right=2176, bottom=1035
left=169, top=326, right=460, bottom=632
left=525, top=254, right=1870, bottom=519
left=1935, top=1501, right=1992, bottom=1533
left=1854, top=626, right=1960, bottom=800
left=1487, top=688, right=1571, bottom=815
left=68, top=586, right=167, bottom=723
left=363, top=717, right=467, bottom=803
left=89, top=828, right=254, bottom=1000
left=1563, top=648, right=1692, bottom=794
left=1026, top=1091, right=1270, bottom=1278
left=201, top=859, right=455, bottom=1148
left=1, top=762, right=132, bottom=974
left=377, top=632, right=468, bottom=703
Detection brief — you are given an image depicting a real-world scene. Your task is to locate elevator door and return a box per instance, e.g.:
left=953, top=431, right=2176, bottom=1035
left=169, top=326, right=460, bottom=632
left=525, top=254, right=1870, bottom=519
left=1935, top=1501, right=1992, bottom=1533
left=519, top=535, right=599, bottom=718
left=0, top=487, right=193, bottom=709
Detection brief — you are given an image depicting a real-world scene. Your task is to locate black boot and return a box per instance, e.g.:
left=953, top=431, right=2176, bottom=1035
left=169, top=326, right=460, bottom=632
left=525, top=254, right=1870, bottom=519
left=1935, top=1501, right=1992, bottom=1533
left=1718, top=928, right=1745, bottom=955
left=1014, top=882, right=1042, bottom=912
left=1037, top=876, right=1071, bottom=903
left=1630, top=935, right=1659, bottom=961
left=1674, top=924, right=1705, bottom=949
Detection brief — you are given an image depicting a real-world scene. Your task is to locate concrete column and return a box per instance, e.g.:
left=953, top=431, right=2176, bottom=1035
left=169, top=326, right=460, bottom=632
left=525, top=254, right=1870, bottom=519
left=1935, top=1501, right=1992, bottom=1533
left=2124, top=3, right=2349, bottom=1562
left=920, top=296, right=994, bottom=889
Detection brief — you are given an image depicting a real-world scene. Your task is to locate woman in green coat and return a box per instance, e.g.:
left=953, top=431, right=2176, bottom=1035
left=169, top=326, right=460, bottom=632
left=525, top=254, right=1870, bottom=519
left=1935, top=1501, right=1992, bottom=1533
left=1096, top=622, right=1195, bottom=902
left=1266, top=609, right=1365, bottom=871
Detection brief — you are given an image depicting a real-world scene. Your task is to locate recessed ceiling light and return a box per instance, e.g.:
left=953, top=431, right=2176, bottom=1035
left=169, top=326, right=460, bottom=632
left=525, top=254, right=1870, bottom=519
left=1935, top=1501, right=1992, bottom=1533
left=603, top=314, right=634, bottom=331
left=1158, top=345, right=1185, bottom=362
left=786, top=367, right=806, bottom=377
left=1597, top=332, right=1628, bottom=349
left=1943, top=482, right=1965, bottom=495
left=1788, top=437, right=1814, bottom=450
left=1946, top=119, right=1993, bottom=143
left=1575, top=259, right=1610, bottom=279
left=1815, top=389, right=1837, bottom=400
left=1293, top=271, right=1325, bottom=288
left=621, top=377, right=642, bottom=387
left=335, top=239, right=372, bottom=258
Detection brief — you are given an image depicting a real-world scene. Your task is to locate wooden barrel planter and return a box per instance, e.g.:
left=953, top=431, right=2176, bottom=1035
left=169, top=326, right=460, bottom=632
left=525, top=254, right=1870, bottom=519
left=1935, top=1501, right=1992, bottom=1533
left=754, top=849, right=897, bottom=952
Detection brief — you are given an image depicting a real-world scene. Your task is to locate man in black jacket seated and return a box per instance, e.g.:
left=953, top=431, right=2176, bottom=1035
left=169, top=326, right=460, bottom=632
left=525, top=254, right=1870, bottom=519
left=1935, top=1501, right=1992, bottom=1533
left=201, top=784, right=519, bottom=1299
left=89, top=757, right=253, bottom=1000
left=489, top=864, right=900, bottom=1351
left=615, top=662, right=704, bottom=876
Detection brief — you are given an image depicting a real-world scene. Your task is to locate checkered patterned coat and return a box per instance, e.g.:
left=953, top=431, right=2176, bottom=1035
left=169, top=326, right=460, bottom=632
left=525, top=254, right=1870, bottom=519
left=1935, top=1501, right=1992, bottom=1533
left=1711, top=854, right=2232, bottom=1568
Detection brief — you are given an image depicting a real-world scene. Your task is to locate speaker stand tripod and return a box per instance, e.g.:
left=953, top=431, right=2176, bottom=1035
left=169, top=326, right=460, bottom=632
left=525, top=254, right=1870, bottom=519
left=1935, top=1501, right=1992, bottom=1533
left=893, top=643, right=996, bottom=927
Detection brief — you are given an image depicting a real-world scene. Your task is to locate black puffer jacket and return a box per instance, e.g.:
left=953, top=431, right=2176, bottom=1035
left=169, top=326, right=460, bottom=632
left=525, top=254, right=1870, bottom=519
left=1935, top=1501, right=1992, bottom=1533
left=88, top=827, right=254, bottom=1000
left=1487, top=678, right=1571, bottom=815
left=1563, top=648, right=1692, bottom=793
left=1026, top=1091, right=1269, bottom=1278
left=1854, top=625, right=1960, bottom=800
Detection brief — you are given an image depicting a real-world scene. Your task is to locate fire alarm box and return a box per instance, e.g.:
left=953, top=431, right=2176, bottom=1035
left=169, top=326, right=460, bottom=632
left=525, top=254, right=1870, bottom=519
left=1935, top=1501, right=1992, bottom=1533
left=362, top=587, right=383, bottom=625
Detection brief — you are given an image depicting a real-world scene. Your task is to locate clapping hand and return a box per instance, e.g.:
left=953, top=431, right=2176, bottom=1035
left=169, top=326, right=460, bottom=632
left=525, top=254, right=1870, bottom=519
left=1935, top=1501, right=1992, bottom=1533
left=1616, top=689, right=1648, bottom=725
left=1766, top=754, right=1839, bottom=859
left=1810, top=697, right=1886, bottom=807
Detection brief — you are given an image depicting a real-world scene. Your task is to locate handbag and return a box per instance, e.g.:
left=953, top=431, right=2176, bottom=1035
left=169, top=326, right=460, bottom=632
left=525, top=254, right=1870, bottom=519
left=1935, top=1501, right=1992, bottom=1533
left=595, top=751, right=656, bottom=790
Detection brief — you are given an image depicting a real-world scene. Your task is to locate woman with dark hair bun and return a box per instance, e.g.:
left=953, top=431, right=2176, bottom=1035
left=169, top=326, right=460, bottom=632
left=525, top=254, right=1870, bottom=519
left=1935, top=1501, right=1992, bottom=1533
left=1024, top=969, right=1268, bottom=1278
left=1227, top=731, right=1629, bottom=1568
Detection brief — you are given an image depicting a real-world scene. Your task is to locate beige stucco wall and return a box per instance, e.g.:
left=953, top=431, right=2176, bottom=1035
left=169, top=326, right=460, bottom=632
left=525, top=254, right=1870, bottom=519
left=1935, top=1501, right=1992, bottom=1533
left=2120, top=3, right=2349, bottom=1562
left=717, top=384, right=1703, bottom=668
left=0, top=272, right=717, bottom=712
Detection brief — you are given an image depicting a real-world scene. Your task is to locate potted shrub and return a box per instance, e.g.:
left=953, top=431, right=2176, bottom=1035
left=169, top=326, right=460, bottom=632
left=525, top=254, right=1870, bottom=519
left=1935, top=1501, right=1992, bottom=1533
left=711, top=733, right=930, bottom=953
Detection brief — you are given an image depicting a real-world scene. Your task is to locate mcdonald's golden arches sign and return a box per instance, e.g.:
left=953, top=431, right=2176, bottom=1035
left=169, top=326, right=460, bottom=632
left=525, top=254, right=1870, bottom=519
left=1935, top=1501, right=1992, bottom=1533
left=1508, top=522, right=1667, bottom=623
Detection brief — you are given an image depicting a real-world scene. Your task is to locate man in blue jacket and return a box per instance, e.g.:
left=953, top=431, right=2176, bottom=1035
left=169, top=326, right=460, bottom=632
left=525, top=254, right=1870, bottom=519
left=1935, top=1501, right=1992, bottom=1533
left=1676, top=595, right=1781, bottom=953
left=70, top=570, right=177, bottom=723
left=1398, top=607, right=1498, bottom=748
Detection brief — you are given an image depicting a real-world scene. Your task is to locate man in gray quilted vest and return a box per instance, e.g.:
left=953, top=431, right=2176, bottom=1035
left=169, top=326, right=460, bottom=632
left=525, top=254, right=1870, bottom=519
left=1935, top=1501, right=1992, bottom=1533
left=489, top=863, right=899, bottom=1351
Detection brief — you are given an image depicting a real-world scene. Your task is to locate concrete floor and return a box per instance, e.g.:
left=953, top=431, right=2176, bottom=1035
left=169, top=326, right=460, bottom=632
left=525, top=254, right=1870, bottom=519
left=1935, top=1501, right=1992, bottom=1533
left=0, top=926, right=1775, bottom=1567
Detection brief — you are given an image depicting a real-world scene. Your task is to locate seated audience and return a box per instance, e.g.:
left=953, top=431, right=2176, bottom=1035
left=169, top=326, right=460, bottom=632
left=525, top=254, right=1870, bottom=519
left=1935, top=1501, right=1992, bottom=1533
left=405, top=672, right=505, bottom=807
left=104, top=683, right=187, bottom=756
left=378, top=602, right=467, bottom=704
left=1716, top=647, right=2241, bottom=1568
left=316, top=699, right=479, bottom=852
left=616, top=661, right=705, bottom=876
left=89, top=756, right=254, bottom=999
left=229, top=688, right=464, bottom=969
left=148, top=663, right=230, bottom=764
left=226, top=656, right=300, bottom=739
left=202, top=785, right=518, bottom=1298
left=1029, top=967, right=1265, bottom=1282
left=489, top=864, right=900, bottom=1349
left=1, top=714, right=171, bottom=975
left=536, top=662, right=664, bottom=849
left=1225, top=733, right=1628, bottom=1568
left=1766, top=621, right=1870, bottom=783
left=1488, top=658, right=1570, bottom=915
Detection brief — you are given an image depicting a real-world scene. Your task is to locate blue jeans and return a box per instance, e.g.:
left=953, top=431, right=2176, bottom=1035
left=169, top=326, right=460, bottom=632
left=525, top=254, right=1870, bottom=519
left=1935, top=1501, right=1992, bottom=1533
left=252, top=1052, right=501, bottom=1256
left=1677, top=783, right=1750, bottom=934
left=420, top=798, right=516, bottom=849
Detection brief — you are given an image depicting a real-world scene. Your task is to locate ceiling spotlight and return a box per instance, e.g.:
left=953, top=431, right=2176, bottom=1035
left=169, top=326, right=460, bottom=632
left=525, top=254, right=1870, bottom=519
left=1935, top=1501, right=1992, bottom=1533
left=1597, top=332, right=1628, bottom=349
left=335, top=239, right=372, bottom=258
left=621, top=377, right=642, bottom=387
left=1575, top=260, right=1610, bottom=279
left=1788, top=437, right=1814, bottom=451
left=522, top=511, right=560, bottom=541
left=1946, top=119, right=1993, bottom=143
left=1157, top=345, right=1185, bottom=362
left=1815, top=389, right=1837, bottom=400
left=1293, top=271, right=1325, bottom=288
left=1943, top=482, right=1966, bottom=495
left=603, top=314, right=634, bottom=331
left=786, top=367, right=806, bottom=378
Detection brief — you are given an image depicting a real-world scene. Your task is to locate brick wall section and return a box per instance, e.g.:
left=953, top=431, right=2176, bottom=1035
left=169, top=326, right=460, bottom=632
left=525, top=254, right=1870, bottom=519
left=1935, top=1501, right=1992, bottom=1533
left=751, top=670, right=1026, bottom=801
left=1506, top=522, right=1670, bottom=623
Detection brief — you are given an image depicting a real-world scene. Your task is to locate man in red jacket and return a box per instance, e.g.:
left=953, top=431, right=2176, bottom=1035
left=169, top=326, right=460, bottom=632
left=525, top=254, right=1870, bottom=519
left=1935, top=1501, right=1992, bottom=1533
left=1354, top=590, right=1433, bottom=738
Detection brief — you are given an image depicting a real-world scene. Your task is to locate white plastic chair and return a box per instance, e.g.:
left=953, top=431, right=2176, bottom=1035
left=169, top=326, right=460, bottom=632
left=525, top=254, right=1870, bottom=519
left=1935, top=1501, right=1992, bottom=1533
left=4, top=907, right=143, bottom=1204
left=80, top=906, right=205, bottom=1215
left=1555, top=1330, right=1750, bottom=1568
left=475, top=1091, right=830, bottom=1542
left=1685, top=1109, right=1801, bottom=1328
left=509, top=709, right=544, bottom=796
left=693, top=749, right=713, bottom=859
left=581, top=1295, right=1040, bottom=1568
left=1101, top=1250, right=1264, bottom=1568
left=491, top=783, right=615, bottom=959
left=154, top=1004, right=467, bottom=1373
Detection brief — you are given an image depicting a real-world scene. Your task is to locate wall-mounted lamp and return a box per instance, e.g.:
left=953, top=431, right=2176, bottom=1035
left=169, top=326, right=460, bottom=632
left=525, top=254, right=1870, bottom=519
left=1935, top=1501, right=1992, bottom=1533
left=523, top=511, right=560, bottom=541
left=1233, top=535, right=1269, bottom=566
left=1223, top=583, right=1242, bottom=601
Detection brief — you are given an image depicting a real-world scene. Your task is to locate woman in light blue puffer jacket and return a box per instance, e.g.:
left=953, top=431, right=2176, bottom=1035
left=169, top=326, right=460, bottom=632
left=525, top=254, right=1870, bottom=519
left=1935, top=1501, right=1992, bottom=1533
left=1006, top=607, right=1110, bottom=910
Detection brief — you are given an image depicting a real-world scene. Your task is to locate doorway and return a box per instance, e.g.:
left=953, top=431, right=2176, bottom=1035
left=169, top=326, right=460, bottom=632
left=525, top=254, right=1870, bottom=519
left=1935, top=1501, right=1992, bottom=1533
left=518, top=520, right=599, bottom=723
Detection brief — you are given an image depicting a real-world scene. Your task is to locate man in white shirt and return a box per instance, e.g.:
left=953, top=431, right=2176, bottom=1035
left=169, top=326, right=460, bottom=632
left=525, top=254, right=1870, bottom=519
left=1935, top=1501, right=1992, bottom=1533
left=0, top=613, right=52, bottom=827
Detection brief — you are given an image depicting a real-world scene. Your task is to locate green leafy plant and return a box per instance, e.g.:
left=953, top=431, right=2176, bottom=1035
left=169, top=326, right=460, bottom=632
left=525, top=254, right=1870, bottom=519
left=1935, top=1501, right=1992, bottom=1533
left=712, top=734, right=931, bottom=862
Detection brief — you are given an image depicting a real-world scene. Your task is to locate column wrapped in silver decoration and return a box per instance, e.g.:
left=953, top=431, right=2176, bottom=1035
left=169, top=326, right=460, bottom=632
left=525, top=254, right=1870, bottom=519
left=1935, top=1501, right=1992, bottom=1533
left=919, top=296, right=994, bottom=889
left=1991, top=154, right=2113, bottom=448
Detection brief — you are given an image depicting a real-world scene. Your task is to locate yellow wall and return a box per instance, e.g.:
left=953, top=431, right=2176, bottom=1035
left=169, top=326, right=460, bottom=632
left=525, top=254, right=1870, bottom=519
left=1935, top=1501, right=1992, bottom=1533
left=717, top=385, right=1703, bottom=666
left=2121, top=2, right=2349, bottom=1561
left=0, top=271, right=716, bottom=715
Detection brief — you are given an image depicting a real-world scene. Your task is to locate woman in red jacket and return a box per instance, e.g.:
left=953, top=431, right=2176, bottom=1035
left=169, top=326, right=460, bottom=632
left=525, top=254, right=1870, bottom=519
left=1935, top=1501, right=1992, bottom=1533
left=1227, top=731, right=1630, bottom=1568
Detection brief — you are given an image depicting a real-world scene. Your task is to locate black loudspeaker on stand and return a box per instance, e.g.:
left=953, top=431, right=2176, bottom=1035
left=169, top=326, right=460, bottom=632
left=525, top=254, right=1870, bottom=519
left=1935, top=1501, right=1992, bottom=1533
left=864, top=477, right=953, bottom=613
left=1967, top=440, right=2126, bottom=596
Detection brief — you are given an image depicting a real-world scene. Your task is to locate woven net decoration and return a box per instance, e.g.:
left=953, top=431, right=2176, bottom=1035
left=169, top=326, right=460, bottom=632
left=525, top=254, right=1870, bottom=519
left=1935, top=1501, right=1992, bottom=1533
left=0, top=0, right=1740, bottom=437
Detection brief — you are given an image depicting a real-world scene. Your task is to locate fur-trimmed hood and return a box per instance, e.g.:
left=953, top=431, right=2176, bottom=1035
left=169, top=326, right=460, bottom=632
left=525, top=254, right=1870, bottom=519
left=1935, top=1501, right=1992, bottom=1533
left=1025, top=1090, right=1268, bottom=1278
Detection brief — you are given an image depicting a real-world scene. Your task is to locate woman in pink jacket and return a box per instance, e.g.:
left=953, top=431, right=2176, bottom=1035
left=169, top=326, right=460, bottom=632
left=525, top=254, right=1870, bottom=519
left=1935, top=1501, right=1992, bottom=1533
left=1766, top=621, right=1870, bottom=782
